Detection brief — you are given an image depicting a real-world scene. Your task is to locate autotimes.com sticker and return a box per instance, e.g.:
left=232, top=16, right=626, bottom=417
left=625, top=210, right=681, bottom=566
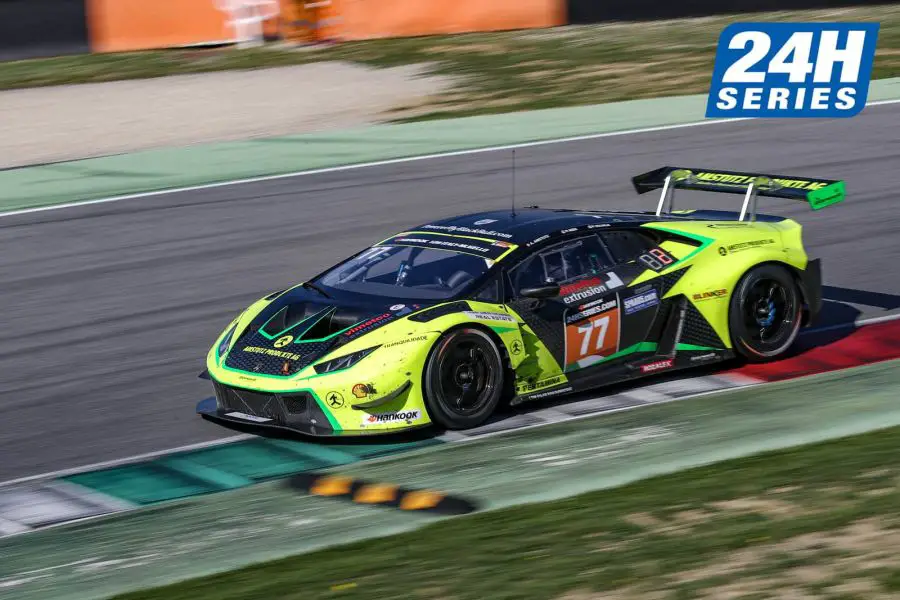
left=706, top=22, right=879, bottom=118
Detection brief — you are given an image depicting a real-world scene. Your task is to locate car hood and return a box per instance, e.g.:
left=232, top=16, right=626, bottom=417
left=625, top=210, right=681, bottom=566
left=221, top=287, right=433, bottom=377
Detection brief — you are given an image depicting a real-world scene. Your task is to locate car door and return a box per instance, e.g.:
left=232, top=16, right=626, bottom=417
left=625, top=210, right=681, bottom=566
left=596, top=229, right=681, bottom=356
left=506, top=233, right=632, bottom=378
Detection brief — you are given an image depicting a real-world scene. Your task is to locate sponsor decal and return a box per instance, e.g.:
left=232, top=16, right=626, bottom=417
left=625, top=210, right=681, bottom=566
left=352, top=383, right=371, bottom=398
left=281, top=361, right=292, bottom=375
left=692, top=289, right=728, bottom=301
left=566, top=298, right=617, bottom=325
left=637, top=248, right=676, bottom=272
left=325, top=391, right=345, bottom=408
left=383, top=334, right=429, bottom=348
left=517, top=376, right=562, bottom=393
left=562, top=271, right=625, bottom=304
left=690, top=352, right=719, bottom=363
left=640, top=359, right=674, bottom=373
left=527, top=386, right=573, bottom=399
left=273, top=335, right=294, bottom=348
left=561, top=227, right=578, bottom=234
left=345, top=313, right=392, bottom=337
left=707, top=223, right=750, bottom=228
left=587, top=223, right=611, bottom=229
left=706, top=22, right=879, bottom=119
left=384, top=233, right=518, bottom=260
left=243, top=346, right=301, bottom=361
left=394, top=236, right=492, bottom=254
left=623, top=289, right=659, bottom=315
left=464, top=311, right=516, bottom=323
left=725, top=239, right=776, bottom=253
left=419, top=223, right=513, bottom=239
left=492, top=241, right=514, bottom=248
left=474, top=219, right=497, bottom=225
left=526, top=234, right=550, bottom=247
left=511, top=340, right=523, bottom=355
left=719, top=246, right=728, bottom=256
left=363, top=409, right=422, bottom=425
left=225, top=411, right=272, bottom=423
left=390, top=304, right=406, bottom=311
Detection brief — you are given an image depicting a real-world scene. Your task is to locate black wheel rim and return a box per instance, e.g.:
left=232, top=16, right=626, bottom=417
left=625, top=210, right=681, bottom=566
left=740, top=277, right=796, bottom=348
left=435, top=335, right=499, bottom=416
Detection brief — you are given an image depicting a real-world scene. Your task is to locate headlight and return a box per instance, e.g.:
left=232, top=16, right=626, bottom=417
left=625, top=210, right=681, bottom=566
left=217, top=324, right=238, bottom=358
left=313, top=346, right=380, bottom=374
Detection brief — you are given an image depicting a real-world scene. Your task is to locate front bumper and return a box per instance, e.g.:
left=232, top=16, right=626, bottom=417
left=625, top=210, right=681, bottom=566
left=197, top=378, right=425, bottom=437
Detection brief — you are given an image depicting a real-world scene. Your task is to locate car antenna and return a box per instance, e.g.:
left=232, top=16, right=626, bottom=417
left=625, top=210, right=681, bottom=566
left=511, top=149, right=517, bottom=218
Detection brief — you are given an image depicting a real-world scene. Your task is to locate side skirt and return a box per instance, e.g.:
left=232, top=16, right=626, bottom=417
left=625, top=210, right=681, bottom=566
left=511, top=296, right=734, bottom=405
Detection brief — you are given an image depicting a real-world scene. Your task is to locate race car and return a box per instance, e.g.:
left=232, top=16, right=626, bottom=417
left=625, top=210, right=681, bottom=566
left=197, top=166, right=843, bottom=436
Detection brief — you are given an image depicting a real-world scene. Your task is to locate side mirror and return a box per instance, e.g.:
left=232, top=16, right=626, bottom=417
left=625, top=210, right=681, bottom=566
left=519, top=283, right=560, bottom=299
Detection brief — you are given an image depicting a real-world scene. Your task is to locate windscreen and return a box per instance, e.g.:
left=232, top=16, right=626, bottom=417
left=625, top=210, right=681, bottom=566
left=316, top=244, right=494, bottom=300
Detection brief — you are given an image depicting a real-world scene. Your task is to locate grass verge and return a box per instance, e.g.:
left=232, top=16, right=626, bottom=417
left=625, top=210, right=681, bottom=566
left=115, top=424, right=900, bottom=600
left=2, top=6, right=899, bottom=122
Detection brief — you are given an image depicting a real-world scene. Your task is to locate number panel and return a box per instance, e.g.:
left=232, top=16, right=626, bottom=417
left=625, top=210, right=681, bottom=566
left=563, top=296, right=620, bottom=371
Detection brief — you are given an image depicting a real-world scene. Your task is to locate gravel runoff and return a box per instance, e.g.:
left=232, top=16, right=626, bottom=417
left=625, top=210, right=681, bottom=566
left=1, top=62, right=455, bottom=169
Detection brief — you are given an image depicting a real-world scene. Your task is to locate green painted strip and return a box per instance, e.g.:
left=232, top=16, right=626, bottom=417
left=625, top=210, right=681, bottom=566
left=489, top=326, right=518, bottom=334
left=676, top=343, right=718, bottom=351
left=63, top=465, right=218, bottom=505
left=605, top=341, right=657, bottom=361
left=174, top=440, right=319, bottom=481
left=261, top=439, right=359, bottom=466
left=60, top=436, right=445, bottom=508
left=159, top=457, right=253, bottom=491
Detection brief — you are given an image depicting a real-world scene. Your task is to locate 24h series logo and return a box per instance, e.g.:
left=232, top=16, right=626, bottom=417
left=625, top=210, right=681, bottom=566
left=706, top=22, right=879, bottom=118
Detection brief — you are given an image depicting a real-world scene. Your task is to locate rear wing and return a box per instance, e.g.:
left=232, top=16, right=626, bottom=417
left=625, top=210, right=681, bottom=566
left=631, top=167, right=846, bottom=221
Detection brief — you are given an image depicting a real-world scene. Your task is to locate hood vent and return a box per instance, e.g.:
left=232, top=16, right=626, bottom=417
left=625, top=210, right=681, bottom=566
left=260, top=303, right=373, bottom=341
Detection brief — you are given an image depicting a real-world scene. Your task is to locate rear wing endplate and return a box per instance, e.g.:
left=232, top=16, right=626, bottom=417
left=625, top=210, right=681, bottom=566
left=631, top=167, right=846, bottom=221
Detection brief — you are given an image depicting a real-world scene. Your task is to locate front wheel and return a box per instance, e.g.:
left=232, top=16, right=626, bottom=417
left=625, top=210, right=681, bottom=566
left=423, top=328, right=504, bottom=430
left=728, top=264, right=802, bottom=362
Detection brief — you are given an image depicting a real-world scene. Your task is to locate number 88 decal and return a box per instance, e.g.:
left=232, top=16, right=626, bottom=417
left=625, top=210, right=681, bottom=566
left=637, top=248, right=676, bottom=271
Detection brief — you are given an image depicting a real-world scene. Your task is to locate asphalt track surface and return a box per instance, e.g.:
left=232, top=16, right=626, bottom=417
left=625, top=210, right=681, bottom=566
left=1, top=103, right=899, bottom=481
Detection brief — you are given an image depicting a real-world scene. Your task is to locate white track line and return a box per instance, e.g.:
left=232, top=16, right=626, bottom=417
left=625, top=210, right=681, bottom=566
left=3, top=97, right=899, bottom=220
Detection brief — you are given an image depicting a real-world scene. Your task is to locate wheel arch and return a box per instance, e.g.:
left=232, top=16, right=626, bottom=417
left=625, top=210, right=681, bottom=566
left=421, top=322, right=515, bottom=406
left=726, top=259, right=805, bottom=360
left=732, top=259, right=815, bottom=327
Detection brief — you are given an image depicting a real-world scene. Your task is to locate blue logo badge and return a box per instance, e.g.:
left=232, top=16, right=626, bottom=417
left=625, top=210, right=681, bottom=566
left=623, top=289, right=659, bottom=315
left=706, top=22, right=879, bottom=118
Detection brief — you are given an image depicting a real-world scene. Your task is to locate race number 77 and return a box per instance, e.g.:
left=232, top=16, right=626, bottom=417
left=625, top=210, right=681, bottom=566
left=577, top=315, right=610, bottom=355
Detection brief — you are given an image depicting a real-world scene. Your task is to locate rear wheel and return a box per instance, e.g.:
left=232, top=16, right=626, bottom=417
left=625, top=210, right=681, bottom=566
left=728, top=264, right=802, bottom=362
left=423, top=328, right=504, bottom=430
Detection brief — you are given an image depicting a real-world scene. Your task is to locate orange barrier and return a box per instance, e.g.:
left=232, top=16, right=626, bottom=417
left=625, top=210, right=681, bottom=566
left=87, top=0, right=286, bottom=52
left=332, top=0, right=564, bottom=40
left=87, top=0, right=563, bottom=52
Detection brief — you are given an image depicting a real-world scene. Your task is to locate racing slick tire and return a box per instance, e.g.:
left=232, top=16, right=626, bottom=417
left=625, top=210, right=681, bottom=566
left=423, top=327, right=505, bottom=430
left=728, top=263, right=802, bottom=363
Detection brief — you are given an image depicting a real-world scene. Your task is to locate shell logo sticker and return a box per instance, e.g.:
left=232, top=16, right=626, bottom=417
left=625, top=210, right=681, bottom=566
left=274, top=335, right=294, bottom=348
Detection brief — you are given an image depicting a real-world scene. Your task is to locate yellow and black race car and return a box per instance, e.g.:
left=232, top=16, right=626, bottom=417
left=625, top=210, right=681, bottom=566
left=197, top=166, right=842, bottom=437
